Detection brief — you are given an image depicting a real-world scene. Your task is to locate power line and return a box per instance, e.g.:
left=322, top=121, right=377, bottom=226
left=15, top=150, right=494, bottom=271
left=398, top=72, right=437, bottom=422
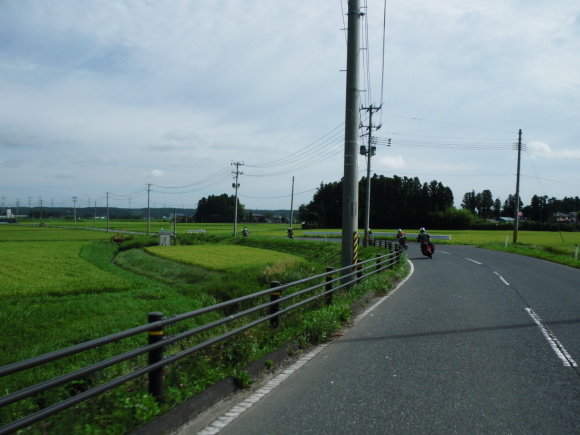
left=380, top=113, right=516, bottom=134
left=239, top=188, right=318, bottom=200
left=245, top=124, right=344, bottom=169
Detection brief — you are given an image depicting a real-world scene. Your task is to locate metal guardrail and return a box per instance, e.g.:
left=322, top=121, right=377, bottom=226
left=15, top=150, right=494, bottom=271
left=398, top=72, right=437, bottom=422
left=304, top=231, right=451, bottom=240
left=0, top=247, right=403, bottom=434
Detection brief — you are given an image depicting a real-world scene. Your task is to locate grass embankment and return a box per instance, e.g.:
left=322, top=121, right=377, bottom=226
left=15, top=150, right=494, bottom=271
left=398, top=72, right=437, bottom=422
left=0, top=226, right=407, bottom=433
left=295, top=227, right=579, bottom=269
left=17, top=218, right=580, bottom=268
left=424, top=229, right=580, bottom=269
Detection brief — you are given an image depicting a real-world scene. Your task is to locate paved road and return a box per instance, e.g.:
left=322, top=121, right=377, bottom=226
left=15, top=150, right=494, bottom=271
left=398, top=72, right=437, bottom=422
left=180, top=244, right=580, bottom=434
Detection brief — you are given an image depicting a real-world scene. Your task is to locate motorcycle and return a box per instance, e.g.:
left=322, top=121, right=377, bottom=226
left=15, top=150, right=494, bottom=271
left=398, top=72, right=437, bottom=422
left=420, top=239, right=435, bottom=258
left=242, top=228, right=249, bottom=237
left=287, top=228, right=294, bottom=239
left=397, top=236, right=408, bottom=250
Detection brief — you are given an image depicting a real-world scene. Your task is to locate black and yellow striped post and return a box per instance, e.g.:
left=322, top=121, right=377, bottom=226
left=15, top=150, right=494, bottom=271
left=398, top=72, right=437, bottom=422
left=269, top=281, right=282, bottom=329
left=352, top=230, right=359, bottom=267
left=356, top=258, right=363, bottom=279
left=148, top=312, right=165, bottom=402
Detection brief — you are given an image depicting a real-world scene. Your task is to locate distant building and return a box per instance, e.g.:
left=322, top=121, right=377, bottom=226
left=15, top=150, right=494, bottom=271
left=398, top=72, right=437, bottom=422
left=251, top=214, right=266, bottom=223
left=554, top=212, right=577, bottom=224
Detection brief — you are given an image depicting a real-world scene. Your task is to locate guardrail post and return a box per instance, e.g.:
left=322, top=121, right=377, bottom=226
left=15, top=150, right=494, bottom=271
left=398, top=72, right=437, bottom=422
left=356, top=259, right=363, bottom=279
left=325, top=267, right=334, bottom=305
left=269, top=281, right=282, bottom=329
left=148, top=311, right=165, bottom=402
left=389, top=248, right=397, bottom=269
left=376, top=253, right=382, bottom=271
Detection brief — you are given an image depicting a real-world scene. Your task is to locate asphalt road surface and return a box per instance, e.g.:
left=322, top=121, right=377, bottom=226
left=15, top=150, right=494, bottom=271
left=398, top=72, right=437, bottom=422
left=178, top=244, right=580, bottom=434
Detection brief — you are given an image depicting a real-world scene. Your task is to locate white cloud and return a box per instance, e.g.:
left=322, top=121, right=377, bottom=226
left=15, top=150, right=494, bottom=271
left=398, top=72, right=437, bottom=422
left=1, top=0, right=578, bottom=210
left=146, top=170, right=165, bottom=179
left=378, top=155, right=406, bottom=170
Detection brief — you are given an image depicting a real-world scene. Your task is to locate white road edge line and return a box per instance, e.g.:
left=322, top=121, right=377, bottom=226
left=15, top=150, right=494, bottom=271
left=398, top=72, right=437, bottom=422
left=493, top=271, right=510, bottom=286
left=198, top=343, right=330, bottom=434
left=465, top=257, right=482, bottom=265
left=525, top=307, right=577, bottom=367
left=197, top=260, right=415, bottom=434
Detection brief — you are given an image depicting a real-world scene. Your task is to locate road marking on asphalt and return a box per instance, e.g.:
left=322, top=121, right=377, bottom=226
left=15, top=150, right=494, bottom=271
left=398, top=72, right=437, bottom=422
left=354, top=258, right=414, bottom=324
left=525, top=307, right=578, bottom=367
left=493, top=271, right=510, bottom=286
left=198, top=343, right=330, bottom=434
left=197, top=260, right=416, bottom=434
left=465, top=257, right=482, bottom=265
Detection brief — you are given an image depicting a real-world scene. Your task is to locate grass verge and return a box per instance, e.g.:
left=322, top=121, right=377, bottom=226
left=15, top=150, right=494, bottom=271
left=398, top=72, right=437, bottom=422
left=0, top=234, right=408, bottom=434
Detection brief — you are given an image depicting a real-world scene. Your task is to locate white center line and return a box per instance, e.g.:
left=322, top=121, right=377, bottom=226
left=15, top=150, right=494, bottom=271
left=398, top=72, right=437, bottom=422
left=525, top=307, right=577, bottom=367
left=494, top=271, right=510, bottom=286
left=465, top=257, right=482, bottom=265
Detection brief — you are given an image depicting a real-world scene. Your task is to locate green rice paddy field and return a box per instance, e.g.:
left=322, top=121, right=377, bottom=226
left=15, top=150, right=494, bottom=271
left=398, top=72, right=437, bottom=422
left=8, top=218, right=580, bottom=245
left=0, top=222, right=577, bottom=432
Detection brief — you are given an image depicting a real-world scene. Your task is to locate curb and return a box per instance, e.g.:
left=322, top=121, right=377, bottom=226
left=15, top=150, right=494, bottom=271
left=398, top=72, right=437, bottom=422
left=132, top=293, right=381, bottom=435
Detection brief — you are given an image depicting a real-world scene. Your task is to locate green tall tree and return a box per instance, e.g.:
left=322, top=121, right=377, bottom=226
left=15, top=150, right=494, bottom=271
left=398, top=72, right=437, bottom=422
left=194, top=194, right=245, bottom=223
left=461, top=190, right=477, bottom=213
left=479, top=190, right=494, bottom=219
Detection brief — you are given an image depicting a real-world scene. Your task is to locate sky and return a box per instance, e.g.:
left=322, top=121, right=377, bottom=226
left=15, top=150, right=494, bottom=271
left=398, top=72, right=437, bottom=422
left=1, top=0, right=579, bottom=213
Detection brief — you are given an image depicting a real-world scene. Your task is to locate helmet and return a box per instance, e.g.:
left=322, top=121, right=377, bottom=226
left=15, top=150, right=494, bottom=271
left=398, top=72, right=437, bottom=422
left=398, top=229, right=402, bottom=232
left=420, top=227, right=425, bottom=233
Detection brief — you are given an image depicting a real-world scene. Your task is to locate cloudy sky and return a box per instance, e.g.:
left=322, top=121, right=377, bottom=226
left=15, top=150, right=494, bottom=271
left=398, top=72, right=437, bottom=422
left=1, top=0, right=579, bottom=213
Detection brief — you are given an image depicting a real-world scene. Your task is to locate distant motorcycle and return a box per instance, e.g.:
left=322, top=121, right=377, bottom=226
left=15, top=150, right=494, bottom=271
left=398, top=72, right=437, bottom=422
left=420, top=239, right=435, bottom=258
left=242, top=228, right=249, bottom=237
left=287, top=228, right=294, bottom=239
left=398, top=236, right=408, bottom=250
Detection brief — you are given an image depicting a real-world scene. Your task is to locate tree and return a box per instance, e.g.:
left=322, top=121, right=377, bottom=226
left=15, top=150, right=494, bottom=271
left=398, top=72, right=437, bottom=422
left=501, top=194, right=523, bottom=217
left=527, top=195, right=549, bottom=222
left=299, top=175, right=454, bottom=229
left=299, top=181, right=342, bottom=228
left=493, top=198, right=502, bottom=220
left=461, top=191, right=477, bottom=214
left=479, top=190, right=494, bottom=219
left=194, top=194, right=245, bottom=223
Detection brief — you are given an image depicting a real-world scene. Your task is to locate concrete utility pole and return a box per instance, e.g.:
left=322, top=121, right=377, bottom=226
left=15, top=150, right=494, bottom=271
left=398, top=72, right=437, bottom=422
left=513, top=129, right=522, bottom=244
left=290, top=176, right=295, bottom=229
left=231, top=162, right=244, bottom=236
left=72, top=196, right=77, bottom=228
left=147, top=184, right=151, bottom=235
left=341, top=0, right=362, bottom=282
left=361, top=104, right=381, bottom=246
left=106, top=192, right=110, bottom=233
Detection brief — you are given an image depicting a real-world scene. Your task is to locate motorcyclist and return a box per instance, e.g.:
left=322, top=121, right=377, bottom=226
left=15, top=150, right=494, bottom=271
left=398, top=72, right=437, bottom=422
left=287, top=227, right=294, bottom=238
left=417, top=227, right=430, bottom=242
left=396, top=229, right=407, bottom=249
left=417, top=227, right=435, bottom=257
left=242, top=227, right=249, bottom=237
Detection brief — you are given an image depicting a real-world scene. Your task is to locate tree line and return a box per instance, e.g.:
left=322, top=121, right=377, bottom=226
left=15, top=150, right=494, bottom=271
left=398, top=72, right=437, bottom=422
left=298, top=175, right=578, bottom=231
left=298, top=175, right=460, bottom=229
